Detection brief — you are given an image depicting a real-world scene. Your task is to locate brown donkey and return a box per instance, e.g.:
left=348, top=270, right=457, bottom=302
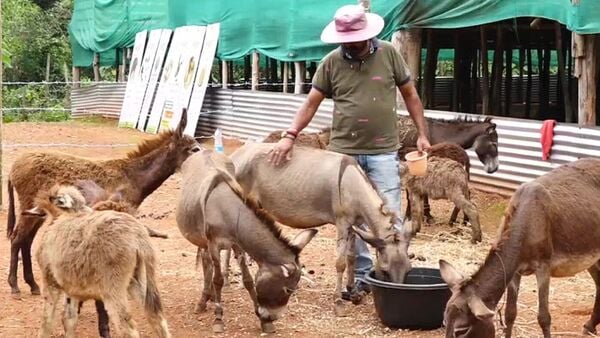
left=439, top=157, right=600, bottom=338
left=6, top=108, right=200, bottom=299
left=26, top=185, right=171, bottom=338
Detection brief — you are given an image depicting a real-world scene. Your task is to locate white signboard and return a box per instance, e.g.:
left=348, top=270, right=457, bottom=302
left=136, top=29, right=172, bottom=131
left=158, top=26, right=206, bottom=133
left=144, top=26, right=188, bottom=134
left=185, top=23, right=221, bottom=136
left=118, top=30, right=148, bottom=128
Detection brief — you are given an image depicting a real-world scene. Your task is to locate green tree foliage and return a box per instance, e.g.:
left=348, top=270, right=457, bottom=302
left=3, top=0, right=73, bottom=122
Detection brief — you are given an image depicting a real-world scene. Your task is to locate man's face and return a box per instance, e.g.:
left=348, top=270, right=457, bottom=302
left=342, top=40, right=369, bottom=58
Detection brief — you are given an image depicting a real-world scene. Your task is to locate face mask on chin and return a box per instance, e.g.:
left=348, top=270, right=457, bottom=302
left=343, top=41, right=368, bottom=59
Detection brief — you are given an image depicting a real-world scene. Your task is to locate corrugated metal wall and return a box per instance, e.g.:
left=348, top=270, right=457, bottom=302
left=71, top=83, right=126, bottom=118
left=71, top=84, right=600, bottom=196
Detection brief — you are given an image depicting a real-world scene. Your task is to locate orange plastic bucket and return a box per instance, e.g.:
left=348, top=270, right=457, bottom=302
left=404, top=151, right=428, bottom=176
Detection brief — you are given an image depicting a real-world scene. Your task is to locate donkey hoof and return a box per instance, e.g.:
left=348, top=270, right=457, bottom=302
left=260, top=321, right=276, bottom=333
left=194, top=302, right=208, bottom=314
left=471, top=233, right=482, bottom=244
left=334, top=300, right=348, bottom=317
left=30, top=286, right=41, bottom=296
left=11, top=291, right=22, bottom=300
left=212, top=322, right=225, bottom=333
left=583, top=324, right=597, bottom=336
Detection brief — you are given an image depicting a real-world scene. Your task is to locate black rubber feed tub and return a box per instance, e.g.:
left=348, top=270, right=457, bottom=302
left=364, top=267, right=451, bottom=330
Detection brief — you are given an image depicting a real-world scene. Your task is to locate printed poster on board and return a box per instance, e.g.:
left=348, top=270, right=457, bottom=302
left=144, top=26, right=188, bottom=134
left=185, top=23, right=221, bottom=136
left=136, top=29, right=173, bottom=132
left=158, top=26, right=206, bottom=133
left=118, top=30, right=148, bottom=128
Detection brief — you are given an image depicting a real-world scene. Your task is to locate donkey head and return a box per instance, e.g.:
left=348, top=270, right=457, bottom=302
left=353, top=225, right=412, bottom=283
left=439, top=260, right=495, bottom=338
left=474, top=123, right=499, bottom=174
left=168, top=108, right=202, bottom=168
left=254, top=229, right=318, bottom=323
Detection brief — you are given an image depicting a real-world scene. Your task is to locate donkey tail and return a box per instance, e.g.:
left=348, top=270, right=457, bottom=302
left=7, top=179, right=16, bottom=238
left=131, top=240, right=164, bottom=316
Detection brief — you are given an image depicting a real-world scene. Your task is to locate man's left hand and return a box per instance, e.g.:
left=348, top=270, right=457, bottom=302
left=416, top=134, right=431, bottom=153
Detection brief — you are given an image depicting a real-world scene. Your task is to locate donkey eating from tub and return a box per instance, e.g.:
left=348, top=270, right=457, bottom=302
left=439, top=157, right=600, bottom=338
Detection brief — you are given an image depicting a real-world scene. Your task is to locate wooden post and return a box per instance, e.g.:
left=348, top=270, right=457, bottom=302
left=119, top=47, right=126, bottom=82
left=574, top=33, right=598, bottom=125
left=451, top=33, right=460, bottom=112
left=541, top=44, right=551, bottom=119
left=227, top=61, right=233, bottom=87
left=221, top=60, right=228, bottom=89
left=72, top=67, right=81, bottom=88
left=525, top=48, right=532, bottom=118
left=490, top=25, right=504, bottom=115
left=294, top=61, right=305, bottom=94
left=93, top=53, right=101, bottom=82
left=422, top=29, right=438, bottom=108
left=518, top=48, right=525, bottom=103
left=392, top=29, right=422, bottom=105
left=555, top=22, right=573, bottom=122
left=244, top=55, right=251, bottom=84
left=62, top=62, right=70, bottom=83
left=480, top=26, right=490, bottom=115
left=504, top=43, right=513, bottom=116
left=45, top=53, right=51, bottom=82
left=283, top=62, right=289, bottom=93
left=251, top=52, right=259, bottom=91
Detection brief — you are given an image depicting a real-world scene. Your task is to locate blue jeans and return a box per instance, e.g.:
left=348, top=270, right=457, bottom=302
left=351, top=151, right=402, bottom=283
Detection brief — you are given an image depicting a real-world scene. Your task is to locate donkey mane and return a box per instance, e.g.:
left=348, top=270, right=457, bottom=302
left=212, top=165, right=301, bottom=256
left=126, top=130, right=175, bottom=159
left=428, top=115, right=493, bottom=125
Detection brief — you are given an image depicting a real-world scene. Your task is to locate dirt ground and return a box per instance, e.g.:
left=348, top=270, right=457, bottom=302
left=0, top=119, right=595, bottom=337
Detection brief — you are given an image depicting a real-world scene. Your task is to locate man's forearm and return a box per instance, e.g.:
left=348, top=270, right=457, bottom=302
left=405, top=94, right=429, bottom=138
left=289, top=89, right=323, bottom=132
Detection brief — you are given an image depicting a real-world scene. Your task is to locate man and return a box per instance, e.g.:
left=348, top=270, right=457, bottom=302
left=268, top=4, right=431, bottom=297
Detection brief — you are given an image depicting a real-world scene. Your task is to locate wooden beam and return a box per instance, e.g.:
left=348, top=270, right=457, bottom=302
left=283, top=62, right=289, bottom=93
left=480, top=26, right=490, bottom=115
left=221, top=60, right=228, bottom=89
left=555, top=23, right=573, bottom=122
left=575, top=34, right=598, bottom=125
left=294, top=61, right=305, bottom=94
left=251, top=52, right=259, bottom=91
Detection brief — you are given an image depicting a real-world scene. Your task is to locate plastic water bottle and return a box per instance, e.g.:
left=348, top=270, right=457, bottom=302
left=214, top=128, right=224, bottom=153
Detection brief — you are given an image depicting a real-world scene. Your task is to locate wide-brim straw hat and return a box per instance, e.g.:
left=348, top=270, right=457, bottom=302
left=320, top=4, right=384, bottom=44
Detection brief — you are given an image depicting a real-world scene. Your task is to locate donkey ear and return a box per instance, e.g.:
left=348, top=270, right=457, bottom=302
left=176, top=108, right=188, bottom=137
left=352, top=226, right=385, bottom=249
left=439, top=259, right=465, bottom=288
left=23, top=207, right=46, bottom=217
left=486, top=124, right=496, bottom=133
left=468, top=294, right=495, bottom=320
left=290, top=229, right=318, bottom=251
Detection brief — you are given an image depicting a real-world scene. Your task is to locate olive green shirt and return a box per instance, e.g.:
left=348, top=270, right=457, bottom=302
left=312, top=39, right=411, bottom=155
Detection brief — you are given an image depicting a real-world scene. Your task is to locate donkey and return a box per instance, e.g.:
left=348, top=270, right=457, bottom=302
left=262, top=127, right=331, bottom=149
left=399, top=156, right=481, bottom=243
left=25, top=185, right=171, bottom=338
left=439, top=157, right=600, bottom=338
left=6, top=108, right=200, bottom=298
left=176, top=149, right=317, bottom=333
left=402, top=142, right=471, bottom=225
left=398, top=115, right=498, bottom=222
left=230, top=143, right=412, bottom=316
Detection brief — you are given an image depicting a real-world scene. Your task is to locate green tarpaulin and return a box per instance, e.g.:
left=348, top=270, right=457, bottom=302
left=69, top=0, right=600, bottom=67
